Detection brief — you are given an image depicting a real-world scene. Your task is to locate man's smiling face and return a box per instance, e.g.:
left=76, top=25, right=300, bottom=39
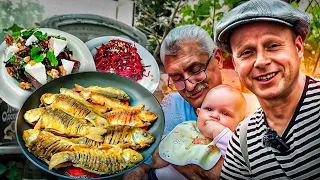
left=230, top=22, right=304, bottom=100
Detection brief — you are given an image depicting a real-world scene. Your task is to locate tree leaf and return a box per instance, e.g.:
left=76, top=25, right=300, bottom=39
left=5, top=168, right=18, bottom=180
left=291, top=1, right=299, bottom=8
left=215, top=12, right=224, bottom=21
left=0, top=164, right=8, bottom=175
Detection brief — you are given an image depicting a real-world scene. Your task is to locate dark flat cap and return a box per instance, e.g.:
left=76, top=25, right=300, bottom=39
left=214, top=0, right=310, bottom=53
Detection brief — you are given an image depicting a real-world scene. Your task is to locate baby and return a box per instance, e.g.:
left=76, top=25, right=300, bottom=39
left=152, top=84, right=247, bottom=180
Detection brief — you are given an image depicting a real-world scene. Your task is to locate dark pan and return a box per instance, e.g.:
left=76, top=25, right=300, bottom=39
left=15, top=71, right=164, bottom=179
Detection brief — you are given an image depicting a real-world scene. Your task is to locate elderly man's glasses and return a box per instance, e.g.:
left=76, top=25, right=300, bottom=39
left=168, top=50, right=216, bottom=91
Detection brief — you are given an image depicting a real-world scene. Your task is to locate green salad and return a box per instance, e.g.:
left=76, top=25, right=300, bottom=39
left=4, top=28, right=80, bottom=90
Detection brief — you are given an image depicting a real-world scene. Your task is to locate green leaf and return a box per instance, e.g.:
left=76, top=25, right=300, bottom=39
left=33, top=54, right=46, bottom=63
left=6, top=24, right=23, bottom=33
left=26, top=27, right=35, bottom=32
left=0, top=164, right=8, bottom=175
left=33, top=31, right=47, bottom=40
left=291, top=1, right=299, bottom=8
left=30, top=46, right=40, bottom=59
left=7, top=161, right=15, bottom=168
left=12, top=31, right=21, bottom=40
left=9, top=55, right=16, bottom=63
left=215, top=12, right=224, bottom=21
left=47, top=50, right=58, bottom=66
left=53, top=35, right=66, bottom=40
left=21, top=30, right=32, bottom=38
left=5, top=167, right=18, bottom=180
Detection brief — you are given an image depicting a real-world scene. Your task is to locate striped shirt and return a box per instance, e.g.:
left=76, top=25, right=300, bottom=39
left=221, top=76, right=320, bottom=180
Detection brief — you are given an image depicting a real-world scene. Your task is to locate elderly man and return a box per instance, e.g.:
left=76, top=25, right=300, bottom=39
left=149, top=25, right=258, bottom=180
left=123, top=24, right=259, bottom=180
left=214, top=0, right=320, bottom=179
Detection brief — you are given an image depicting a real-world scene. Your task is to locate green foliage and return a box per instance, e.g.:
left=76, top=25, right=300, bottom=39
left=177, top=0, right=248, bottom=38
left=0, top=0, right=44, bottom=31
left=177, top=0, right=215, bottom=38
left=135, top=0, right=181, bottom=62
left=298, top=0, right=320, bottom=76
left=0, top=161, right=22, bottom=180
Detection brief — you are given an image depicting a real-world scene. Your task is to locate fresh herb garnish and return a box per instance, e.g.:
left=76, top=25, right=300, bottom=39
left=12, top=31, right=21, bottom=40
left=33, top=31, right=47, bottom=40
left=30, top=46, right=40, bottom=59
left=33, top=54, right=46, bottom=63
left=8, top=55, right=16, bottom=63
left=47, top=50, right=58, bottom=66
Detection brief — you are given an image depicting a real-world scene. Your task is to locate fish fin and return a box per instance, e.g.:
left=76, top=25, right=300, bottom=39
left=45, top=128, right=65, bottom=136
left=49, top=152, right=70, bottom=170
left=132, top=104, right=145, bottom=110
left=86, top=113, right=109, bottom=127
left=34, top=121, right=42, bottom=130
left=100, top=144, right=116, bottom=150
left=117, top=143, right=131, bottom=149
left=85, top=126, right=107, bottom=142
left=139, top=110, right=158, bottom=122
left=74, top=84, right=84, bottom=92
left=85, top=134, right=103, bottom=142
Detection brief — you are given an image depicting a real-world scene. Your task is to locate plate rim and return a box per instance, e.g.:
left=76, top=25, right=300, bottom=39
left=0, top=27, right=96, bottom=109
left=15, top=71, right=164, bottom=179
left=85, top=35, right=160, bottom=94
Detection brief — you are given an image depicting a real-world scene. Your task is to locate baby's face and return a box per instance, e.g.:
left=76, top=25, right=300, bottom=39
left=197, top=88, right=242, bottom=133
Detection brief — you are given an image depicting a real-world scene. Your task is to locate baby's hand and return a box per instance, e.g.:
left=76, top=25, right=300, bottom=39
left=202, top=120, right=226, bottom=139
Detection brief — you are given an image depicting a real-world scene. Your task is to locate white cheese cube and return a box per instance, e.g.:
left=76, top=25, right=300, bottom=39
left=48, top=38, right=68, bottom=57
left=5, top=46, right=19, bottom=61
left=25, top=35, right=38, bottom=46
left=25, top=63, right=47, bottom=85
left=61, top=59, right=75, bottom=75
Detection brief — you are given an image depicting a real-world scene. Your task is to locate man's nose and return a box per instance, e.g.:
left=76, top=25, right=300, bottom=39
left=184, top=78, right=197, bottom=91
left=254, top=51, right=271, bottom=69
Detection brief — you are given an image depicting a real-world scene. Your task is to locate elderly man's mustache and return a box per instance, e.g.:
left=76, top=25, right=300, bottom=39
left=185, top=83, right=208, bottom=98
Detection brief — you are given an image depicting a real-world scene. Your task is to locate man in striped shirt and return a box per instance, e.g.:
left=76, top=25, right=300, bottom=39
left=214, top=0, right=320, bottom=179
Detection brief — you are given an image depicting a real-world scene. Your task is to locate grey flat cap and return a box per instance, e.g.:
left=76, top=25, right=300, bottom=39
left=214, top=0, right=310, bottom=53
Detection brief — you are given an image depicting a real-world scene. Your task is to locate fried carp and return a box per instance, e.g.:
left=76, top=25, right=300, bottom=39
left=104, top=109, right=158, bottom=127
left=49, top=148, right=143, bottom=175
left=40, top=93, right=109, bottom=127
left=75, top=85, right=144, bottom=111
left=72, top=125, right=154, bottom=150
left=74, top=84, right=130, bottom=101
left=23, top=129, right=88, bottom=164
left=60, top=88, right=108, bottom=116
left=24, top=107, right=106, bottom=142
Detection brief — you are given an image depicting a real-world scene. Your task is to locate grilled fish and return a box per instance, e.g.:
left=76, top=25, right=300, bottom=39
left=72, top=125, right=154, bottom=150
left=74, top=84, right=130, bottom=101
left=49, top=148, right=143, bottom=175
left=104, top=109, right=158, bottom=127
left=40, top=93, right=109, bottom=127
left=60, top=88, right=108, bottom=116
left=23, top=129, right=88, bottom=164
left=75, top=85, right=144, bottom=111
left=24, top=107, right=106, bottom=142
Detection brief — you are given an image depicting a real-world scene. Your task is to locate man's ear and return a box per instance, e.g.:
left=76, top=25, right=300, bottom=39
left=196, top=108, right=201, bottom=116
left=215, top=48, right=223, bottom=69
left=295, top=35, right=304, bottom=59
